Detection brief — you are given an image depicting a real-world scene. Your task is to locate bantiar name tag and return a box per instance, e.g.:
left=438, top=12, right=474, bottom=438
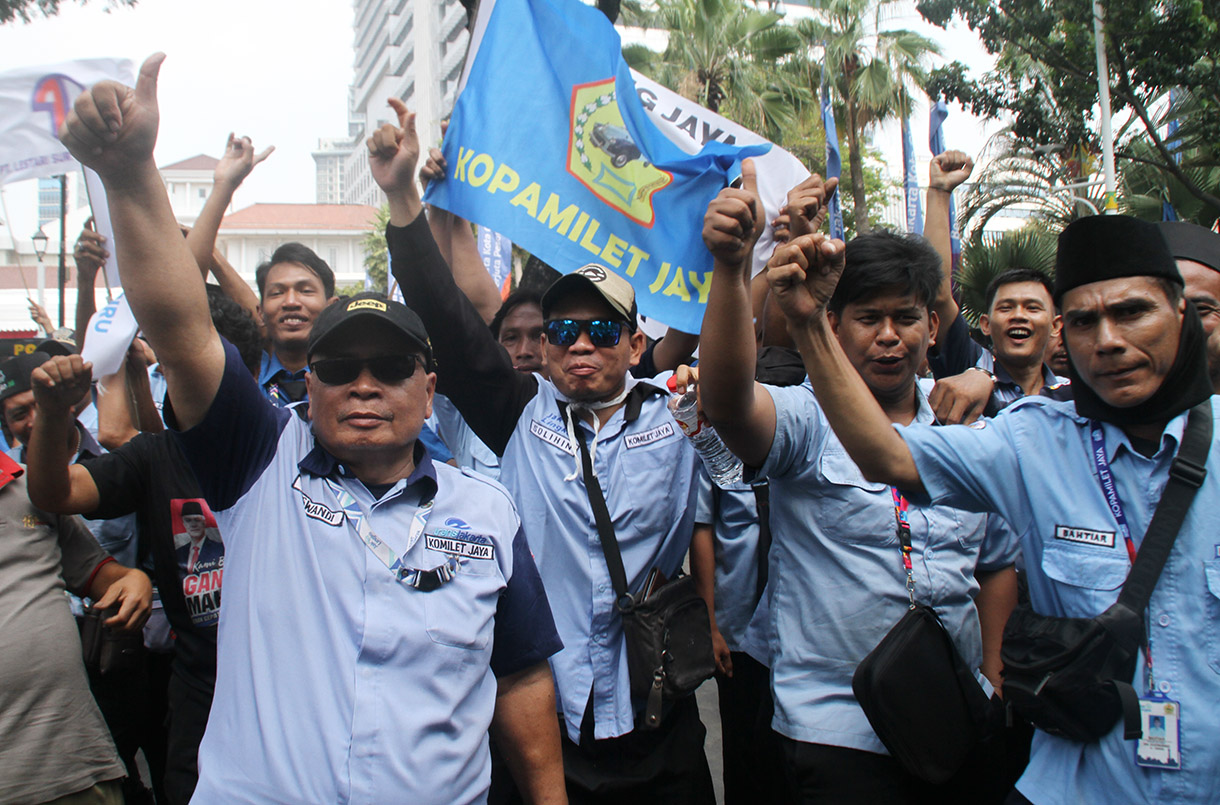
left=1135, top=694, right=1181, bottom=770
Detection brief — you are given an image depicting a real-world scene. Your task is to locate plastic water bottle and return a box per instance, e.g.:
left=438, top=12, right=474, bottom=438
left=666, top=381, right=743, bottom=488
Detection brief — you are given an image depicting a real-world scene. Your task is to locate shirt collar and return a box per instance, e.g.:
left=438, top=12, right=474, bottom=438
left=914, top=380, right=937, bottom=426
left=298, top=437, right=438, bottom=497
left=16, top=420, right=99, bottom=464
left=259, top=350, right=308, bottom=386
left=992, top=359, right=1061, bottom=394
left=1097, top=408, right=1189, bottom=463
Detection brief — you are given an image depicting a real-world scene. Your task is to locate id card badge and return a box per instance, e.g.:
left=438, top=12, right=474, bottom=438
left=1135, top=694, right=1181, bottom=770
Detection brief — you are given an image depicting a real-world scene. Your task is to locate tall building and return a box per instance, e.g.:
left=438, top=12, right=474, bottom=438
left=330, top=0, right=471, bottom=207
left=312, top=137, right=356, bottom=204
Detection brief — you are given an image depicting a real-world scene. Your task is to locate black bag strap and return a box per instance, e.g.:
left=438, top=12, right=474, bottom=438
left=751, top=482, right=772, bottom=605
left=572, top=418, right=633, bottom=612
left=1114, top=401, right=1212, bottom=615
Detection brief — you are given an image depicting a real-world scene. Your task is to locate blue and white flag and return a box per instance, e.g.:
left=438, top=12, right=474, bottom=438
left=821, top=90, right=845, bottom=241
left=1163, top=88, right=1181, bottom=221
left=901, top=117, right=923, bottom=234
left=928, top=99, right=959, bottom=268
left=478, top=226, right=514, bottom=293
left=425, top=0, right=769, bottom=333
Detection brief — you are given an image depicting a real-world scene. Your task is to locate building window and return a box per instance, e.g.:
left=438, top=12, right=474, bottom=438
left=198, top=188, right=207, bottom=199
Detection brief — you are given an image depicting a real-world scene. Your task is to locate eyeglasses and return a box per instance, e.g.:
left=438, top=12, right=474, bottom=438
left=309, top=355, right=425, bottom=386
left=543, top=319, right=624, bottom=348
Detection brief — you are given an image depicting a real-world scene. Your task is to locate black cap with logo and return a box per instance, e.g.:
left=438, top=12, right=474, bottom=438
left=0, top=352, right=52, bottom=404
left=307, top=293, right=433, bottom=369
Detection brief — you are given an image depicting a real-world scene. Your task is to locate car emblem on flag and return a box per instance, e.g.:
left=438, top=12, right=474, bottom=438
left=567, top=79, right=671, bottom=227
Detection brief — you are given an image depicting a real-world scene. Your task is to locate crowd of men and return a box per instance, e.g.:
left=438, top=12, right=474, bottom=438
left=1, top=51, right=1218, bottom=805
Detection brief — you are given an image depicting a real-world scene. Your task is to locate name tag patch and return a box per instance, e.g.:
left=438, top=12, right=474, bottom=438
left=625, top=422, right=675, bottom=449
left=426, top=533, right=495, bottom=560
left=530, top=419, right=573, bottom=453
left=1055, top=525, right=1116, bottom=548
left=292, top=476, right=344, bottom=526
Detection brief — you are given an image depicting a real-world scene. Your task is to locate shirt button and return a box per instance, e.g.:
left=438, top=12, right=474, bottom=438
left=1159, top=681, right=1172, bottom=694
left=599, top=584, right=608, bottom=593
left=925, top=548, right=934, bottom=559
left=1158, top=613, right=1171, bottom=627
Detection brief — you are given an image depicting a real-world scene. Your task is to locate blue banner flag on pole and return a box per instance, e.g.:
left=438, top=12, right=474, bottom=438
left=928, top=99, right=959, bottom=269
left=820, top=85, right=845, bottom=241
left=1163, top=88, right=1180, bottom=221
left=901, top=117, right=923, bottom=234
left=424, top=0, right=769, bottom=333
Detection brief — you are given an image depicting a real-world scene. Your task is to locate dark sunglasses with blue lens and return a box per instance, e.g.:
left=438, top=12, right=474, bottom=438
left=309, top=355, right=425, bottom=386
left=543, top=318, right=625, bottom=348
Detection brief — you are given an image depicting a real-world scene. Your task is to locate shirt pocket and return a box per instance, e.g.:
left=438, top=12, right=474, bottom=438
left=422, top=559, right=502, bottom=650
left=1039, top=541, right=1127, bottom=616
left=816, top=445, right=896, bottom=546
left=1205, top=560, right=1220, bottom=674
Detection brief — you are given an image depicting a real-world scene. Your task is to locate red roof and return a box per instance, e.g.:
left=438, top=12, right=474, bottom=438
left=220, top=204, right=381, bottom=231
left=160, top=154, right=220, bottom=171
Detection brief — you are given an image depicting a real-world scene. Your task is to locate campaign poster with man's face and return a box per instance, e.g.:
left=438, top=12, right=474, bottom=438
left=171, top=498, right=224, bottom=628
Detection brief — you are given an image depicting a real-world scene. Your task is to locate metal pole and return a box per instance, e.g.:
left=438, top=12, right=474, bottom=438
left=57, top=174, right=68, bottom=328
left=1093, top=1, right=1118, bottom=214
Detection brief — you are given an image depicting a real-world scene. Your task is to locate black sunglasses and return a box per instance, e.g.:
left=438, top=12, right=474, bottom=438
left=309, top=355, right=425, bottom=386
left=543, top=319, right=624, bottom=348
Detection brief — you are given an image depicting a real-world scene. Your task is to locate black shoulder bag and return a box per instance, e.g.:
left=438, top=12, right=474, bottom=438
left=573, top=425, right=716, bottom=730
left=852, top=489, right=992, bottom=784
left=1001, top=401, right=1211, bottom=743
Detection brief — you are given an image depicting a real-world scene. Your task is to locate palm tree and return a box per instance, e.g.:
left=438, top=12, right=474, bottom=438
left=795, top=0, right=939, bottom=234
left=621, top=0, right=807, bottom=142
left=955, top=226, right=1058, bottom=325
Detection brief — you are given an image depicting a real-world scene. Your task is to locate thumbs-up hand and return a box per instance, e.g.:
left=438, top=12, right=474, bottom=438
left=59, top=52, right=165, bottom=182
left=702, top=158, right=763, bottom=272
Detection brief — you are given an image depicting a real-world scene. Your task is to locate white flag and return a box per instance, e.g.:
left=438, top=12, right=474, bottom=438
left=0, top=58, right=134, bottom=185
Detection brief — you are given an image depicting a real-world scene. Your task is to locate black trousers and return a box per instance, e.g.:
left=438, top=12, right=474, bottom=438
left=491, top=694, right=715, bottom=805
left=779, top=695, right=1017, bottom=805
left=715, top=652, right=791, bottom=804
left=164, top=673, right=214, bottom=805
left=87, top=650, right=171, bottom=804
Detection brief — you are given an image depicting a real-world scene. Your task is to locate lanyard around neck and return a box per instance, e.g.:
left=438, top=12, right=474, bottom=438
left=320, top=475, right=456, bottom=590
left=890, top=488, right=916, bottom=608
left=1089, top=423, right=1138, bottom=565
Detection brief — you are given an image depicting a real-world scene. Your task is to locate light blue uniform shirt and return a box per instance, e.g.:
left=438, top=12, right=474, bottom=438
left=499, top=372, right=700, bottom=742
left=694, top=473, right=765, bottom=652
left=430, top=394, right=501, bottom=480
left=177, top=341, right=560, bottom=805
left=756, top=379, right=1018, bottom=752
left=901, top=395, right=1220, bottom=805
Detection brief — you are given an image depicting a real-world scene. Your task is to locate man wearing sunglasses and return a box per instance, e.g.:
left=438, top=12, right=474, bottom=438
left=370, top=100, right=713, bottom=803
left=59, top=56, right=567, bottom=805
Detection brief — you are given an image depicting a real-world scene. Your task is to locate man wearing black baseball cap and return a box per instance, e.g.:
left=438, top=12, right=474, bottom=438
left=59, top=58, right=565, bottom=804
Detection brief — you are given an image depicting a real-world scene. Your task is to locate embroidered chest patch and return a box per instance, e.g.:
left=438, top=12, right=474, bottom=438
left=425, top=529, right=495, bottom=560
left=292, top=475, right=344, bottom=526
left=625, top=422, right=675, bottom=449
left=530, top=419, right=574, bottom=453
left=1054, top=525, right=1116, bottom=549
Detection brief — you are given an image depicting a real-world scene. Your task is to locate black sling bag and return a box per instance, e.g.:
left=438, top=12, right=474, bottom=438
left=1000, top=401, right=1211, bottom=743
left=572, top=424, right=716, bottom=731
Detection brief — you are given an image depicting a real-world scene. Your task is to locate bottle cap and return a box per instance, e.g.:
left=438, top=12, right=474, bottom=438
left=666, top=376, right=677, bottom=392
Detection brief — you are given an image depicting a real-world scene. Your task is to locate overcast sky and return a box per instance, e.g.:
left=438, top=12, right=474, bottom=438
left=0, top=0, right=999, bottom=244
left=1, top=0, right=355, bottom=238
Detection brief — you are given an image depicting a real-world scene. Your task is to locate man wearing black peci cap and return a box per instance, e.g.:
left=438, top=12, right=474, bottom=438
left=749, top=212, right=1220, bottom=803
left=1158, top=221, right=1220, bottom=392
left=370, top=99, right=713, bottom=803
left=59, top=57, right=566, bottom=804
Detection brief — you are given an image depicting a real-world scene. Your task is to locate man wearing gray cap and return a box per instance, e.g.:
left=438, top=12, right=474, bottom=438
left=370, top=100, right=713, bottom=802
left=1158, top=221, right=1220, bottom=392
left=59, top=55, right=566, bottom=805
left=749, top=213, right=1219, bottom=803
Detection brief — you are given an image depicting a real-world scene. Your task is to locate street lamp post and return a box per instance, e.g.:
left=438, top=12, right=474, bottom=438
left=32, top=228, right=48, bottom=311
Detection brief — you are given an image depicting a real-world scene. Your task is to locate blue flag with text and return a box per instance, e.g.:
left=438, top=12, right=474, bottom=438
left=424, top=0, right=769, bottom=333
